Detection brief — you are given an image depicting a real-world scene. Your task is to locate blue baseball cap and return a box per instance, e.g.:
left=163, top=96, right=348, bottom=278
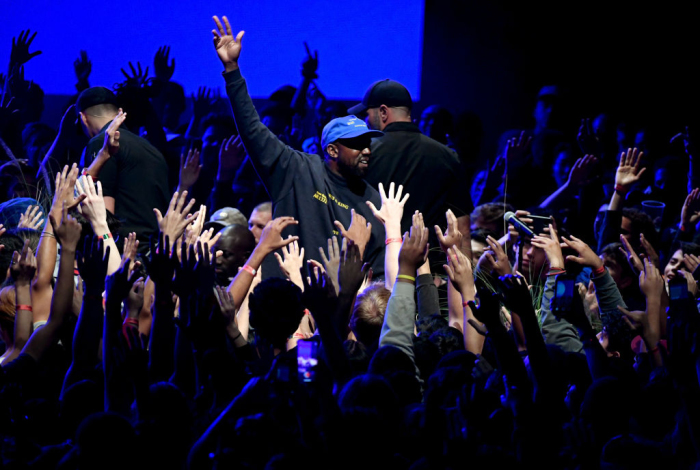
left=321, top=115, right=383, bottom=152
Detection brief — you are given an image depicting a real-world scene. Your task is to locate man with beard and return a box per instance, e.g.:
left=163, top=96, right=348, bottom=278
left=212, top=224, right=256, bottom=286
left=211, top=15, right=386, bottom=279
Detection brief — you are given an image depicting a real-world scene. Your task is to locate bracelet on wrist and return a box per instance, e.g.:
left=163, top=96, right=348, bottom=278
left=98, top=232, right=112, bottom=240
left=593, top=265, right=606, bottom=277
left=16, top=304, right=32, bottom=312
left=614, top=184, right=628, bottom=194
left=385, top=237, right=403, bottom=245
left=397, top=274, right=416, bottom=282
left=242, top=265, right=257, bottom=276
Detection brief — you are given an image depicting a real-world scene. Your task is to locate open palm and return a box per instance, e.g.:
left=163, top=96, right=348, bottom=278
left=212, top=16, right=244, bottom=68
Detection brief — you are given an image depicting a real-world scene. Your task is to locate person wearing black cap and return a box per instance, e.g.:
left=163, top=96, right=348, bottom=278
left=77, top=86, right=169, bottom=249
left=349, top=80, right=474, bottom=257
left=211, top=15, right=386, bottom=279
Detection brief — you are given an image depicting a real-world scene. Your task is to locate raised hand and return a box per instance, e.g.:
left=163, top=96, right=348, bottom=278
left=257, top=217, right=299, bottom=255
left=76, top=175, right=107, bottom=226
left=435, top=208, right=463, bottom=253
left=173, top=241, right=197, bottom=298
left=531, top=223, right=564, bottom=270
left=74, top=50, right=91, bottom=90
left=10, top=30, right=42, bottom=67
left=494, top=131, right=532, bottom=175
left=178, top=148, right=202, bottom=192
left=338, top=241, right=370, bottom=295
left=102, top=109, right=126, bottom=156
left=17, top=205, right=44, bottom=230
left=301, top=41, right=319, bottom=79
left=50, top=202, right=82, bottom=250
left=154, top=45, right=175, bottom=82
left=120, top=61, right=149, bottom=88
left=614, top=147, right=646, bottom=192
left=498, top=274, right=537, bottom=319
left=51, top=164, right=86, bottom=218
left=192, top=86, right=216, bottom=119
left=567, top=154, right=598, bottom=187
left=683, top=253, right=700, bottom=274
left=576, top=118, right=603, bottom=156
left=214, top=285, right=237, bottom=325
left=274, top=237, right=305, bottom=288
left=639, top=233, right=660, bottom=269
left=561, top=234, right=604, bottom=271
left=121, top=232, right=139, bottom=276
left=217, top=134, right=246, bottom=180
left=681, top=188, right=700, bottom=230
left=366, top=182, right=409, bottom=228
left=146, top=233, right=178, bottom=287
left=398, top=226, right=429, bottom=274
left=301, top=261, right=337, bottom=317
left=105, top=256, right=141, bottom=307
left=480, top=235, right=512, bottom=277
left=443, top=245, right=473, bottom=295
left=126, top=278, right=145, bottom=320
left=11, top=240, right=37, bottom=284
left=638, top=258, right=664, bottom=300
left=194, top=242, right=217, bottom=293
left=619, top=234, right=643, bottom=274
left=334, top=209, right=372, bottom=258
left=578, top=280, right=600, bottom=323
left=212, top=15, right=245, bottom=72
left=77, top=236, right=110, bottom=293
left=319, top=236, right=342, bottom=294
left=153, top=191, right=198, bottom=243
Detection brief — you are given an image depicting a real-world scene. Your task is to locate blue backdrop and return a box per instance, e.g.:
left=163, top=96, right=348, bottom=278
left=2, top=0, right=424, bottom=100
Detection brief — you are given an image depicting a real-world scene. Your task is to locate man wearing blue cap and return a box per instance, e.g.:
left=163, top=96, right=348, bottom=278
left=211, top=16, right=386, bottom=279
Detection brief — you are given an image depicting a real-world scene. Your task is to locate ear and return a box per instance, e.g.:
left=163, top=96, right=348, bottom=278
left=326, top=144, right=338, bottom=160
left=79, top=111, right=88, bottom=127
left=379, top=104, right=390, bottom=123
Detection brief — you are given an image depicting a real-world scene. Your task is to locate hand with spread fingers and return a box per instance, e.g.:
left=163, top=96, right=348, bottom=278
left=619, top=234, right=643, bottom=274
left=319, top=236, right=342, bottom=294
left=212, top=15, right=245, bottom=73
left=17, top=205, right=44, bottom=231
left=153, top=191, right=198, bottom=243
left=435, top=209, right=463, bottom=253
left=365, top=182, right=409, bottom=229
left=275, top=237, right=305, bottom=289
left=531, top=223, right=565, bottom=270
left=614, top=147, right=646, bottom=193
left=178, top=148, right=202, bottom=193
left=560, top=234, right=604, bottom=271
left=257, top=217, right=299, bottom=256
left=443, top=245, right=473, bottom=295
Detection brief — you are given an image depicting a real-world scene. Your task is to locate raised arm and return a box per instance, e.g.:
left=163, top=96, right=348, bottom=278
left=22, top=203, right=82, bottom=362
left=76, top=175, right=121, bottom=274
left=212, top=15, right=302, bottom=200
left=366, top=182, right=408, bottom=291
left=4, top=242, right=37, bottom=364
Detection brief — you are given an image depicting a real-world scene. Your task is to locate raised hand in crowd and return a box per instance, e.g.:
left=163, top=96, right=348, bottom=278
left=561, top=234, right=604, bottom=271
left=154, top=190, right=198, bottom=243
left=212, top=15, right=245, bottom=72
left=274, top=237, right=305, bottom=290
left=120, top=61, right=149, bottom=88
left=531, top=223, right=565, bottom=271
left=10, top=29, right=42, bottom=68
left=680, top=187, right=700, bottom=232
left=17, top=205, right=44, bottom=230
left=177, top=148, right=202, bottom=194
left=318, top=236, right=342, bottom=293
left=576, top=118, right=603, bottom=156
left=477, top=234, right=512, bottom=277
left=367, top=182, right=408, bottom=289
left=74, top=50, right=91, bottom=92
left=217, top=134, right=246, bottom=181
left=334, top=208, right=371, bottom=258
left=154, top=45, right=175, bottom=82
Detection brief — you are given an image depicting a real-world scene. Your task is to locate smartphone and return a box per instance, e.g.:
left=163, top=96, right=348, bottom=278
left=297, top=339, right=319, bottom=383
left=668, top=275, right=689, bottom=301
left=528, top=215, right=552, bottom=236
left=552, top=275, right=575, bottom=315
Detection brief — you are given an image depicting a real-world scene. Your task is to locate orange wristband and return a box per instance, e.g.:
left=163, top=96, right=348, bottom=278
left=385, top=237, right=402, bottom=245
left=242, top=265, right=257, bottom=276
left=16, top=304, right=32, bottom=312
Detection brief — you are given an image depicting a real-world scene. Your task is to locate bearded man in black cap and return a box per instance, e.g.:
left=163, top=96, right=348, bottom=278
left=349, top=80, right=473, bottom=256
left=77, top=86, right=169, bottom=248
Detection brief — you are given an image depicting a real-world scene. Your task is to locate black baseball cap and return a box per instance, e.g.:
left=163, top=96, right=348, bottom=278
left=76, top=86, right=118, bottom=114
left=348, top=79, right=413, bottom=116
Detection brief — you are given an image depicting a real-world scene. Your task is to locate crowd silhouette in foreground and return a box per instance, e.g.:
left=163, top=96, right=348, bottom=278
left=1, top=14, right=700, bottom=470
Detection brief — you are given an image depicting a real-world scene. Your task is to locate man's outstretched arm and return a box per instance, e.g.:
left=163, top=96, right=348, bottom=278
left=212, top=15, right=300, bottom=201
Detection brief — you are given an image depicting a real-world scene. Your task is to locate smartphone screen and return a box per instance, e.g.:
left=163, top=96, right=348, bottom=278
left=553, top=277, right=575, bottom=314
left=297, top=340, right=318, bottom=383
left=669, top=279, right=689, bottom=301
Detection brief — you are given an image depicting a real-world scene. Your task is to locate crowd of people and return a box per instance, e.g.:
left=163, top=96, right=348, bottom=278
left=0, top=13, right=699, bottom=470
